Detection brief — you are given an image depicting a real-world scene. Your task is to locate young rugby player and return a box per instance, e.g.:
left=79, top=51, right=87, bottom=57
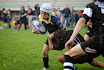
left=1, top=8, right=8, bottom=28
left=47, top=29, right=104, bottom=68
left=32, top=3, right=65, bottom=70
left=7, top=9, right=11, bottom=28
left=64, top=0, right=104, bottom=70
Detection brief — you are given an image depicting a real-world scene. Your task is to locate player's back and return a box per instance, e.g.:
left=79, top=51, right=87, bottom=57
left=66, top=30, right=85, bottom=46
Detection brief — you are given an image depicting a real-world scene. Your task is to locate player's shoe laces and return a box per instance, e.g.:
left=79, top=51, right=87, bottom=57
left=42, top=67, right=47, bottom=70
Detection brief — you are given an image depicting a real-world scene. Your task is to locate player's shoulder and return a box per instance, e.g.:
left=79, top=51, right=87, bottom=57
left=51, top=15, right=60, bottom=20
left=51, top=15, right=60, bottom=23
left=86, top=2, right=95, bottom=8
left=3, top=10, right=7, bottom=13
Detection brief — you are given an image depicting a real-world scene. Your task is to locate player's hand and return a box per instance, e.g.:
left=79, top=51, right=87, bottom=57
left=1, top=15, right=3, bottom=17
left=63, top=14, right=65, bottom=16
left=21, top=15, right=24, bottom=17
left=69, top=17, right=71, bottom=19
left=47, top=34, right=50, bottom=38
left=65, top=40, right=74, bottom=51
left=32, top=29, right=39, bottom=34
left=49, top=32, right=55, bottom=39
left=47, top=32, right=55, bottom=39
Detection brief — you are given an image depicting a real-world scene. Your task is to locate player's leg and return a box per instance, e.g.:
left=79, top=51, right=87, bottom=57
left=8, top=18, right=11, bottom=28
left=4, top=23, right=5, bottom=28
left=18, top=19, right=22, bottom=30
left=62, top=17, right=65, bottom=24
left=42, top=43, right=49, bottom=69
left=66, top=17, right=70, bottom=28
left=84, top=34, right=90, bottom=41
left=90, top=59, right=104, bottom=68
left=24, top=18, right=27, bottom=30
left=9, top=22, right=11, bottom=28
left=64, top=44, right=86, bottom=70
left=6, top=20, right=8, bottom=28
left=3, top=19, right=6, bottom=28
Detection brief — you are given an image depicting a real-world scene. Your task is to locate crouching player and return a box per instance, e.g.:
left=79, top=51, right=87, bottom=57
left=48, top=29, right=104, bottom=68
left=32, top=3, right=66, bottom=70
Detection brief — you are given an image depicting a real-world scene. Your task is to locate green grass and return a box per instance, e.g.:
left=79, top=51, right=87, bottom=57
left=0, top=22, right=104, bottom=70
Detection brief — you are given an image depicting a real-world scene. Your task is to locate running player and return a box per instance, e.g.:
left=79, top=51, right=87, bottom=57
left=32, top=3, right=65, bottom=70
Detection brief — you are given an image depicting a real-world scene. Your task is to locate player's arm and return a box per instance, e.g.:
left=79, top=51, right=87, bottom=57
left=61, top=26, right=66, bottom=30
left=1, top=12, right=4, bottom=17
left=47, top=33, right=55, bottom=50
left=65, top=5, right=93, bottom=48
left=84, top=34, right=90, bottom=41
left=65, top=17, right=86, bottom=48
left=90, top=59, right=104, bottom=68
left=21, top=12, right=27, bottom=17
left=18, top=14, right=21, bottom=20
left=65, top=44, right=72, bottom=51
left=56, top=19, right=66, bottom=30
left=84, top=20, right=92, bottom=41
left=87, top=19, right=92, bottom=28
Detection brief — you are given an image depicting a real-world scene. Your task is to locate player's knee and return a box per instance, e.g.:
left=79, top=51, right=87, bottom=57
left=58, top=55, right=64, bottom=63
left=42, top=50, right=48, bottom=57
left=58, top=55, right=61, bottom=61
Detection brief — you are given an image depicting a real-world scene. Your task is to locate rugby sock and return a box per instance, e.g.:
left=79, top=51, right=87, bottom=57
left=43, top=56, right=48, bottom=68
left=6, top=23, right=8, bottom=28
left=4, top=24, right=5, bottom=28
left=63, top=55, right=75, bottom=70
left=9, top=25, right=11, bottom=28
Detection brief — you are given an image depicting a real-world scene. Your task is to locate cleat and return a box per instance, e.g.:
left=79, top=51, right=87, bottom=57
left=42, top=67, right=47, bottom=70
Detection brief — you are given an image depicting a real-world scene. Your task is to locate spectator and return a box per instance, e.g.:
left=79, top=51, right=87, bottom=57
left=78, top=9, right=87, bottom=27
left=78, top=9, right=82, bottom=18
left=62, top=4, right=70, bottom=28
left=69, top=5, right=71, bottom=9
left=19, top=5, right=27, bottom=30
left=56, top=8, right=61, bottom=20
left=34, top=3, right=40, bottom=19
left=70, top=6, right=75, bottom=28
left=7, top=9, right=11, bottom=28
left=27, top=5, right=32, bottom=15
left=74, top=11, right=79, bottom=25
left=52, top=8, right=57, bottom=16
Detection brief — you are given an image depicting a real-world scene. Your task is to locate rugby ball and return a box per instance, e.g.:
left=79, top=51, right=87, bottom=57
left=32, top=20, right=47, bottom=34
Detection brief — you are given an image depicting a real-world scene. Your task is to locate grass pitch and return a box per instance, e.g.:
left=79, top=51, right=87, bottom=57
left=0, top=22, right=104, bottom=70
